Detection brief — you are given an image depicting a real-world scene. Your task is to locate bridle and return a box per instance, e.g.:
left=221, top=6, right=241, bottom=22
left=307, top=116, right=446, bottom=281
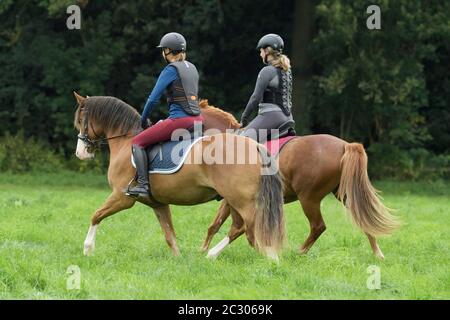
left=77, top=103, right=131, bottom=153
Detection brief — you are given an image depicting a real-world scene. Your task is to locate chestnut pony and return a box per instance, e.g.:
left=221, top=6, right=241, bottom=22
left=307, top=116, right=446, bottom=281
left=199, top=100, right=399, bottom=259
left=73, top=93, right=285, bottom=261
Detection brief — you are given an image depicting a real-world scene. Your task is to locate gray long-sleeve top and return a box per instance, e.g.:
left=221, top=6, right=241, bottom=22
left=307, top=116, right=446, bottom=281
left=241, top=65, right=280, bottom=121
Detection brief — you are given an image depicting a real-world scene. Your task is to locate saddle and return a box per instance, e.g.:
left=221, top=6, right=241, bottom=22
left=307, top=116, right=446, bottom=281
left=131, top=124, right=204, bottom=174
left=268, top=119, right=296, bottom=140
left=126, top=124, right=204, bottom=202
left=263, top=120, right=298, bottom=157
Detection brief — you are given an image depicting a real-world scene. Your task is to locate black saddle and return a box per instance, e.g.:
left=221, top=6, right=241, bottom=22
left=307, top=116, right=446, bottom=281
left=267, top=120, right=296, bottom=141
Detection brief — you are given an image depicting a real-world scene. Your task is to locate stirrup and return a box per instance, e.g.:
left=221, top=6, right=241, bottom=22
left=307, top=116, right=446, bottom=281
left=124, top=176, right=136, bottom=196
left=124, top=177, right=151, bottom=199
left=126, top=184, right=149, bottom=197
left=124, top=177, right=141, bottom=196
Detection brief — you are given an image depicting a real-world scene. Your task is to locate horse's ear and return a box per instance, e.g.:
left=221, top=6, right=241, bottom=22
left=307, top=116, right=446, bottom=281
left=73, top=91, right=86, bottom=105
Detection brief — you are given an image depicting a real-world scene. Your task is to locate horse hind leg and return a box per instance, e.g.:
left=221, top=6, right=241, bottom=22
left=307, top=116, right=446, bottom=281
left=207, top=207, right=245, bottom=259
left=298, top=197, right=326, bottom=255
left=335, top=186, right=385, bottom=259
left=366, top=233, right=385, bottom=260
left=243, top=220, right=279, bottom=263
left=225, top=201, right=280, bottom=263
left=153, top=205, right=180, bottom=256
left=201, top=200, right=231, bottom=252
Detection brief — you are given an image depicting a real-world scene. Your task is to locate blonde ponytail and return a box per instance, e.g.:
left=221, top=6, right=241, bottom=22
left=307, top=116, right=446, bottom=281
left=266, top=47, right=291, bottom=72
left=272, top=54, right=290, bottom=71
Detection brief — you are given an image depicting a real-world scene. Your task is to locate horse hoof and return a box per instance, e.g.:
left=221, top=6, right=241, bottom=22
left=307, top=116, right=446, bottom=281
left=375, top=251, right=385, bottom=260
left=83, top=243, right=95, bottom=256
left=206, top=251, right=218, bottom=260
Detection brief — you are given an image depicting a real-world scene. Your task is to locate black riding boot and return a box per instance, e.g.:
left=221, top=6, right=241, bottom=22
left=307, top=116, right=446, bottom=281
left=127, top=144, right=150, bottom=197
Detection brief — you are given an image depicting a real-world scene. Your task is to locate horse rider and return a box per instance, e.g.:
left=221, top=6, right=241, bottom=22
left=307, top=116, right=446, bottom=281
left=240, top=33, right=294, bottom=142
left=127, top=32, right=203, bottom=198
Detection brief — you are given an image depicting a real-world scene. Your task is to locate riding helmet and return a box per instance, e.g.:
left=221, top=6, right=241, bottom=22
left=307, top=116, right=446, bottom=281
left=157, top=32, right=187, bottom=52
left=256, top=33, right=284, bottom=52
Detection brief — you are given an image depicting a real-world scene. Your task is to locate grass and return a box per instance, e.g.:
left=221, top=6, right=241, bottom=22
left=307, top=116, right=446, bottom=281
left=0, top=171, right=448, bottom=299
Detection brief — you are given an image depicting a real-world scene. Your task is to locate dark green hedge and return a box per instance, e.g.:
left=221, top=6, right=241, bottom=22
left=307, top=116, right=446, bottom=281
left=0, top=1, right=448, bottom=179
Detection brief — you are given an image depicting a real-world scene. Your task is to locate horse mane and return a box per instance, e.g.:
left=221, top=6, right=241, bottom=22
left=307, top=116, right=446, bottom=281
left=199, top=99, right=241, bottom=129
left=75, top=96, right=141, bottom=135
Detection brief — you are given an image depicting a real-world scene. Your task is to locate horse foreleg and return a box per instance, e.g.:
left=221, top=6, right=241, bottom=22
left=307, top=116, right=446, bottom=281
left=84, top=191, right=135, bottom=256
left=201, top=200, right=231, bottom=252
left=84, top=225, right=98, bottom=256
left=153, top=205, right=180, bottom=256
left=207, top=207, right=245, bottom=259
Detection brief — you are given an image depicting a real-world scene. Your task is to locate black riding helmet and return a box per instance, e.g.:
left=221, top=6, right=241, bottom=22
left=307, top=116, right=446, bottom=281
left=256, top=33, right=284, bottom=52
left=157, top=32, right=187, bottom=53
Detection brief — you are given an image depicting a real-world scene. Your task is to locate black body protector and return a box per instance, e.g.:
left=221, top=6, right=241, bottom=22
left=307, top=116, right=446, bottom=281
left=166, top=61, right=201, bottom=116
left=263, top=67, right=293, bottom=116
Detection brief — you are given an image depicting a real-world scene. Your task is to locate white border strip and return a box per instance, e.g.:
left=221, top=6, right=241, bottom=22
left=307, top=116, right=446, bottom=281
left=131, top=136, right=206, bottom=175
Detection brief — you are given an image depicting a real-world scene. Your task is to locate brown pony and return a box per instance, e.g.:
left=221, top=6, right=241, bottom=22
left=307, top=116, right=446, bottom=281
left=199, top=100, right=400, bottom=259
left=73, top=93, right=285, bottom=261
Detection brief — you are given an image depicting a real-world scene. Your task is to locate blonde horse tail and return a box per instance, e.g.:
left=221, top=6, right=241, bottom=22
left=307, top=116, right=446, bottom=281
left=254, top=146, right=285, bottom=256
left=337, top=143, right=400, bottom=236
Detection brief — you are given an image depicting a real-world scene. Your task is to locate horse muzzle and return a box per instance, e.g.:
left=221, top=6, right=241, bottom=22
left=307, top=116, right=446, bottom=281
left=76, top=134, right=95, bottom=160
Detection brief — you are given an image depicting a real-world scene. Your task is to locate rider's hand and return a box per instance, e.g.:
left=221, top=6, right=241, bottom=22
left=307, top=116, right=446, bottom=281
left=141, top=118, right=151, bottom=130
left=240, top=117, right=249, bottom=128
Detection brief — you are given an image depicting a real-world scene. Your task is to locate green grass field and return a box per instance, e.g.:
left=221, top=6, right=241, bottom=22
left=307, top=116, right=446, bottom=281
left=0, top=171, right=448, bottom=299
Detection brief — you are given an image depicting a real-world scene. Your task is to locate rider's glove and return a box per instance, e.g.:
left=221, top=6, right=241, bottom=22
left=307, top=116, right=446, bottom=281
left=240, top=116, right=249, bottom=127
left=141, top=117, right=151, bottom=130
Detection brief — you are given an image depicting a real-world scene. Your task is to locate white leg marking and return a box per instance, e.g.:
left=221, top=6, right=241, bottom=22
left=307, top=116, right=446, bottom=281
left=207, top=236, right=230, bottom=259
left=83, top=224, right=98, bottom=256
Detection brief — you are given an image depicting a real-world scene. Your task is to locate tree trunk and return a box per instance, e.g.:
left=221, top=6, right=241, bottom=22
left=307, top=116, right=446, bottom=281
left=291, top=0, right=314, bottom=135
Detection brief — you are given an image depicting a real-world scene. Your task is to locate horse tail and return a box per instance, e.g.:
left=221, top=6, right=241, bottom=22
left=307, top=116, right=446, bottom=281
left=337, top=143, right=400, bottom=236
left=254, top=145, right=285, bottom=256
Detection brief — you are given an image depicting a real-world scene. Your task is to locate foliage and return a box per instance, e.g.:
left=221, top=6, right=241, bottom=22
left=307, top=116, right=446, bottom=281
left=0, top=1, right=448, bottom=178
left=311, top=0, right=450, bottom=151
left=0, top=131, right=63, bottom=173
left=368, top=144, right=450, bottom=180
left=0, top=0, right=293, bottom=155
left=64, top=150, right=109, bottom=174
